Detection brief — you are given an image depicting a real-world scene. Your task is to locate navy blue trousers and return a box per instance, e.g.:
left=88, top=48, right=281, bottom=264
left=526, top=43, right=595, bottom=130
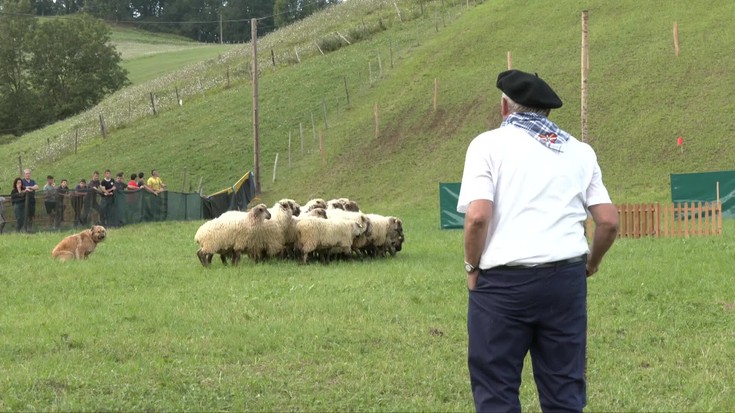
left=468, top=261, right=587, bottom=413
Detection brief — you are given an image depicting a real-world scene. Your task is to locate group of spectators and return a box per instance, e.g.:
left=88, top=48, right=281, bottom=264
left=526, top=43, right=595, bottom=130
left=0, top=168, right=167, bottom=233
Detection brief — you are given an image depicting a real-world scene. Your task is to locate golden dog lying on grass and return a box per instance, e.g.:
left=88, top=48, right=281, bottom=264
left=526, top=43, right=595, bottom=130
left=51, top=225, right=107, bottom=262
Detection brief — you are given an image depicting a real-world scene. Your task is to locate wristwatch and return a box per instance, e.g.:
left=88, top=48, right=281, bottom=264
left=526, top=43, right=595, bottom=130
left=464, top=261, right=478, bottom=273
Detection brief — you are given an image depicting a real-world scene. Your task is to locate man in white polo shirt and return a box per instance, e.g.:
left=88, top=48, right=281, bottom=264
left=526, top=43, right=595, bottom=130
left=457, top=69, right=619, bottom=412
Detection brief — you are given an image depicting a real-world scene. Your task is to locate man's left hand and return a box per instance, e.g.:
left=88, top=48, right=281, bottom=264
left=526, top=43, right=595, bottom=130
left=467, top=271, right=479, bottom=291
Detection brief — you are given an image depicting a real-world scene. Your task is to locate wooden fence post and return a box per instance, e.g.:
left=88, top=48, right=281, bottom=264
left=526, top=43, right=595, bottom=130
left=99, top=113, right=107, bottom=139
left=322, top=97, right=329, bottom=129
left=435, top=6, right=439, bottom=32
left=319, top=130, right=325, bottom=165
left=507, top=51, right=512, bottom=69
left=181, top=167, right=188, bottom=192
left=673, top=21, right=680, bottom=57
left=377, top=52, right=383, bottom=79
left=311, top=113, right=316, bottom=143
left=389, top=40, right=394, bottom=69
left=150, top=92, right=157, bottom=115
left=434, top=78, right=438, bottom=111
left=343, top=76, right=350, bottom=105
left=273, top=153, right=279, bottom=182
left=374, top=103, right=380, bottom=139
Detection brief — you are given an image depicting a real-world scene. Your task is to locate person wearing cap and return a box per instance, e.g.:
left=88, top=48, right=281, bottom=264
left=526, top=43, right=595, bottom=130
left=457, top=70, right=619, bottom=412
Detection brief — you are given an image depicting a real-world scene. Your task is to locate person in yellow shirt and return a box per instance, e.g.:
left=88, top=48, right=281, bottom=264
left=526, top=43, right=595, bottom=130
left=146, top=169, right=167, bottom=194
left=145, top=169, right=167, bottom=221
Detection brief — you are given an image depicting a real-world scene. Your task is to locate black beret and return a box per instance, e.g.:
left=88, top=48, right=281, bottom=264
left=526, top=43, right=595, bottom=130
left=496, top=70, right=562, bottom=109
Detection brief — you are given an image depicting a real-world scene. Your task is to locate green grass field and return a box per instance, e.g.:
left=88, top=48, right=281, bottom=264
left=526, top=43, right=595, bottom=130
left=2, top=0, right=735, bottom=410
left=1, top=216, right=733, bottom=411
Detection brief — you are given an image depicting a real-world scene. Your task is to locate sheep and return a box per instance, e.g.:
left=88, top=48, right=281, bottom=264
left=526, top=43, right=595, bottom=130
left=325, top=209, right=373, bottom=259
left=326, top=198, right=361, bottom=212
left=362, top=213, right=404, bottom=258
left=295, top=217, right=366, bottom=264
left=283, top=207, right=328, bottom=259
left=386, top=218, right=405, bottom=256
left=246, top=199, right=299, bottom=262
left=302, top=198, right=327, bottom=212
left=326, top=199, right=344, bottom=210
left=194, top=203, right=271, bottom=267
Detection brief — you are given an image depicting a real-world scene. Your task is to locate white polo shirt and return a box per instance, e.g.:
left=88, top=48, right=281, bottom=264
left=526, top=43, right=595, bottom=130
left=457, top=125, right=612, bottom=269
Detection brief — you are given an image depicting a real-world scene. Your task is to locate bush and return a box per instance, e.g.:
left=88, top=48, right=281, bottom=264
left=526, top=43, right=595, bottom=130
left=318, top=34, right=344, bottom=53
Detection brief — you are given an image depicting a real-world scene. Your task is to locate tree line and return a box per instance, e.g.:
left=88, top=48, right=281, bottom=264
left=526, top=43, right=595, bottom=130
left=0, top=0, right=129, bottom=137
left=22, top=0, right=339, bottom=43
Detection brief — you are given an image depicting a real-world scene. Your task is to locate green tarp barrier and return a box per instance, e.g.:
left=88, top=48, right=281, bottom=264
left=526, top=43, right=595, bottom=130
left=671, top=170, right=735, bottom=218
left=0, top=171, right=255, bottom=233
left=439, top=182, right=464, bottom=229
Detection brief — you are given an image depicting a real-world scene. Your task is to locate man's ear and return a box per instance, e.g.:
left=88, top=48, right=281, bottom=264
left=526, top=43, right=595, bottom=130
left=500, top=96, right=510, bottom=118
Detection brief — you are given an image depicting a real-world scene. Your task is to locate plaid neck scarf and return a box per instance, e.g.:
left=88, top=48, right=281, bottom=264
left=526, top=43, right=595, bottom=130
left=501, top=112, right=571, bottom=153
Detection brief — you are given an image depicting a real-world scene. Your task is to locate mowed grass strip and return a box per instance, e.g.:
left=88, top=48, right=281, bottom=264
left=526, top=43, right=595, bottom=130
left=1, top=215, right=733, bottom=411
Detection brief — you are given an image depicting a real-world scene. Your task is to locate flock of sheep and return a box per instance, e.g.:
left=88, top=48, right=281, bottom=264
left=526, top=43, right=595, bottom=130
left=194, top=198, right=405, bottom=266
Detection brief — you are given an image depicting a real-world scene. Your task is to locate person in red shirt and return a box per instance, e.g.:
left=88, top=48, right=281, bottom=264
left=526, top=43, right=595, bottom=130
left=127, top=173, right=139, bottom=190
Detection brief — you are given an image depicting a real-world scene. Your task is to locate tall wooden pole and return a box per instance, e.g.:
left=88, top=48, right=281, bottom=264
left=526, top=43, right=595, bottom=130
left=581, top=10, right=589, bottom=144
left=219, top=13, right=223, bottom=44
left=252, top=18, right=261, bottom=193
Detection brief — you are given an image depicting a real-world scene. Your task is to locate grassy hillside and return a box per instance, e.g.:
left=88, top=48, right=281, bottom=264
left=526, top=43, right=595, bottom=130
left=2, top=0, right=735, bottom=210
left=110, top=25, right=236, bottom=84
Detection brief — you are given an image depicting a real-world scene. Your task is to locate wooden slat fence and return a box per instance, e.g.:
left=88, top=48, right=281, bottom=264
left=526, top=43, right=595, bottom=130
left=586, top=202, right=722, bottom=238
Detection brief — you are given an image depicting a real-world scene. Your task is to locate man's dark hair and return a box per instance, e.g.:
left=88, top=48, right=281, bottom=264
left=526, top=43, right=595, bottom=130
left=138, top=172, right=144, bottom=179
left=47, top=175, right=53, bottom=180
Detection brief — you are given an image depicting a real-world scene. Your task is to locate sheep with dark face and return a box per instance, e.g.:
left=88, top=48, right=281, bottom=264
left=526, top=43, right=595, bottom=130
left=194, top=203, right=271, bottom=267
left=362, top=214, right=404, bottom=258
left=327, top=198, right=360, bottom=212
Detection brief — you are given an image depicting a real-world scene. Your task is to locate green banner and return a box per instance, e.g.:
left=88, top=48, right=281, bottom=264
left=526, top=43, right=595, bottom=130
left=670, top=170, right=735, bottom=218
left=439, top=182, right=464, bottom=229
